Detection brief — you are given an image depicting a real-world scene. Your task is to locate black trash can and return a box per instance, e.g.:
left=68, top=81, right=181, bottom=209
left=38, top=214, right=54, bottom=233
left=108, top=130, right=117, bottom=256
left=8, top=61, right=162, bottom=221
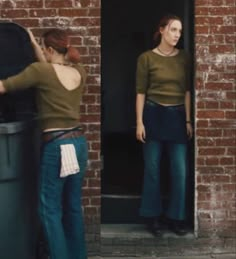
left=0, top=23, right=39, bottom=259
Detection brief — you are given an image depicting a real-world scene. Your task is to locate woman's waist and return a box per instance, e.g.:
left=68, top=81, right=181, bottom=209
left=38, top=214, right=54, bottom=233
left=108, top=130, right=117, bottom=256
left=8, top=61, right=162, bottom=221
left=146, top=92, right=185, bottom=105
left=41, top=125, right=83, bottom=143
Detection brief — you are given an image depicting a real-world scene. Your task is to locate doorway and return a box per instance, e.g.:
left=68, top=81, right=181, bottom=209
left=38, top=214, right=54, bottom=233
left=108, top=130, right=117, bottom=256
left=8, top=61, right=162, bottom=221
left=101, top=0, right=195, bottom=225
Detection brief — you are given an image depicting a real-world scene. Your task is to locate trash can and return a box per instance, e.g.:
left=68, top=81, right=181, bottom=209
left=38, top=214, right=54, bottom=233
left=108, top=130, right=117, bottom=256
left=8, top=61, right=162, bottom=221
left=0, top=115, right=39, bottom=259
left=0, top=23, right=39, bottom=259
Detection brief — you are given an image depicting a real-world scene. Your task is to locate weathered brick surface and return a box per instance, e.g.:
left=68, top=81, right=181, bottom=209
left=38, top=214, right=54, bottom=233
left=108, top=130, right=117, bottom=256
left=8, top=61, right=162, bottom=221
left=0, top=0, right=101, bottom=254
left=0, top=0, right=235, bottom=255
left=195, top=0, right=236, bottom=238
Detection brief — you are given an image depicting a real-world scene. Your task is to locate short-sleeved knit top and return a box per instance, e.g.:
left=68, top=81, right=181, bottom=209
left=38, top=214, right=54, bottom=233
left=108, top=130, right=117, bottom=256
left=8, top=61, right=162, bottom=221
left=136, top=49, right=190, bottom=105
left=2, top=62, right=87, bottom=130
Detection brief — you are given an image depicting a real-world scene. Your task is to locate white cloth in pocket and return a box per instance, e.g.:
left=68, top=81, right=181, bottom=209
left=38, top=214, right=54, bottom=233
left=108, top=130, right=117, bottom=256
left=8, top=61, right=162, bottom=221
left=60, top=144, right=80, bottom=178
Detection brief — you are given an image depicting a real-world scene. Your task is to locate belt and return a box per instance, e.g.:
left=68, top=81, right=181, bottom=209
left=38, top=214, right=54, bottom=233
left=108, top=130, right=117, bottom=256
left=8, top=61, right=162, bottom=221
left=42, top=130, right=83, bottom=143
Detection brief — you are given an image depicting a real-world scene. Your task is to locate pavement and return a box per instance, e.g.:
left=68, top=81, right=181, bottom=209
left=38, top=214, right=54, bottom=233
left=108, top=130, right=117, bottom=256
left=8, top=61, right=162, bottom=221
left=89, top=255, right=236, bottom=259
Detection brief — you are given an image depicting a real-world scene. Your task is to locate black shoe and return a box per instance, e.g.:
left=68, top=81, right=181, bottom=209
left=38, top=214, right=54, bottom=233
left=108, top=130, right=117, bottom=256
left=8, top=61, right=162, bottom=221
left=146, top=218, right=162, bottom=236
left=168, top=220, right=187, bottom=236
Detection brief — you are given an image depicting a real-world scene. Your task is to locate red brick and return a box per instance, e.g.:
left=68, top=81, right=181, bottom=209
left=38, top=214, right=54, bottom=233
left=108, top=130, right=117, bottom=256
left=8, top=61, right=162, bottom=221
left=41, top=18, right=71, bottom=28
left=195, top=0, right=209, bottom=5
left=197, top=185, right=211, bottom=192
left=206, top=157, right=219, bottom=165
left=216, top=138, right=236, bottom=146
left=197, top=167, right=224, bottom=175
left=88, top=124, right=100, bottom=132
left=0, top=0, right=43, bottom=8
left=195, top=7, right=209, bottom=15
left=91, top=142, right=100, bottom=150
left=210, top=120, right=235, bottom=128
left=89, top=151, right=99, bottom=160
left=82, top=95, right=96, bottom=103
left=197, top=129, right=222, bottom=137
left=220, top=157, right=234, bottom=165
left=227, top=148, right=236, bottom=156
left=12, top=19, right=40, bottom=27
left=197, top=139, right=216, bottom=146
left=207, top=73, right=219, bottom=81
left=73, top=17, right=100, bottom=26
left=89, top=8, right=100, bottom=16
left=220, top=101, right=234, bottom=109
left=58, top=9, right=88, bottom=16
left=84, top=207, right=98, bottom=214
left=205, top=83, right=233, bottom=91
left=89, top=179, right=101, bottom=188
left=210, top=26, right=235, bottom=34
left=208, top=0, right=224, bottom=5
left=209, top=45, right=235, bottom=54
left=225, top=35, right=235, bottom=43
left=197, top=111, right=225, bottom=119
left=205, top=101, right=219, bottom=109
left=1, top=9, right=28, bottom=18
left=74, top=0, right=100, bottom=7
left=199, top=148, right=225, bottom=156
left=195, top=26, right=209, bottom=34
left=226, top=92, right=236, bottom=100
left=70, top=37, right=83, bottom=45
left=29, top=9, right=57, bottom=17
left=45, top=0, right=73, bottom=8
left=196, top=120, right=209, bottom=128
left=90, top=197, right=101, bottom=206
left=225, top=111, right=236, bottom=119
left=87, top=85, right=100, bottom=94
left=209, top=16, right=224, bottom=24
left=87, top=105, right=100, bottom=113
left=209, top=7, right=235, bottom=15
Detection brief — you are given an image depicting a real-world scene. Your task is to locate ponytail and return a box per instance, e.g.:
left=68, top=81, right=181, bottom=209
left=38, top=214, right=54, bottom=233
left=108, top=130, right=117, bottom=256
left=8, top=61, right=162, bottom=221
left=66, top=46, right=80, bottom=64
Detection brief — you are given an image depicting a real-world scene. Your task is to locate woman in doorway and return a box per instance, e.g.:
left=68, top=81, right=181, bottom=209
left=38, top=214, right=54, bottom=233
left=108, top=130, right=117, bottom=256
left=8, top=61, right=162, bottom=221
left=0, top=29, right=88, bottom=259
left=136, top=14, right=193, bottom=236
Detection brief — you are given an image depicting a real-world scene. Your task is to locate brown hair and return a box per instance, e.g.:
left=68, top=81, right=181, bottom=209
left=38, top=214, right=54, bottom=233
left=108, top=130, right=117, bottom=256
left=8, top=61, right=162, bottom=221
left=153, top=14, right=182, bottom=45
left=42, top=29, right=80, bottom=63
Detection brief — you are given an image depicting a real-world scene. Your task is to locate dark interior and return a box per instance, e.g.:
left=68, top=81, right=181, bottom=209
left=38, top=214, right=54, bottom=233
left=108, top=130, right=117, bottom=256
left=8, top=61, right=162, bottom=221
left=101, top=0, right=195, bottom=224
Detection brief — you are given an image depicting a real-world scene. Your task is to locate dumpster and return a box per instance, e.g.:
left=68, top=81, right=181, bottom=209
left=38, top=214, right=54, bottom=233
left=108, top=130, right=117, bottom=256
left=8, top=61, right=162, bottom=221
left=0, top=23, right=39, bottom=259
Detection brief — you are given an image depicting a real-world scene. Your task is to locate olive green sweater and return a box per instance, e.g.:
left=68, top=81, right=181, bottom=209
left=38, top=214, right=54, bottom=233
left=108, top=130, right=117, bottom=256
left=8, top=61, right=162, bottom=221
left=136, top=49, right=190, bottom=104
left=2, top=62, right=86, bottom=130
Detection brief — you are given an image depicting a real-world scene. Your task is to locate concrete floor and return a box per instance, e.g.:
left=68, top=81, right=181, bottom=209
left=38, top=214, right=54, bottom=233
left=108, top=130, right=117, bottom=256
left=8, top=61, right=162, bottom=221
left=89, top=255, right=236, bottom=259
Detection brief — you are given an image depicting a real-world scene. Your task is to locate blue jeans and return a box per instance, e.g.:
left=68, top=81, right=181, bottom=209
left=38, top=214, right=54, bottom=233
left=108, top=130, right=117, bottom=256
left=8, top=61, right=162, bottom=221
left=39, top=136, right=88, bottom=259
left=140, top=140, right=187, bottom=220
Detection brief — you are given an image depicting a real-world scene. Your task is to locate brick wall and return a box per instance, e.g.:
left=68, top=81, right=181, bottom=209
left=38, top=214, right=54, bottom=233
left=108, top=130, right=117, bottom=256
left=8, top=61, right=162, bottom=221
left=195, top=0, right=236, bottom=237
left=0, top=0, right=101, bottom=254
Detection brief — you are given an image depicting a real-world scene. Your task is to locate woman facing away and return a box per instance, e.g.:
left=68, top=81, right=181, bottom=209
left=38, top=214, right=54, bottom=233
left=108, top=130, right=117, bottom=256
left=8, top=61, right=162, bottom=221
left=0, top=28, right=88, bottom=259
left=136, top=14, right=193, bottom=236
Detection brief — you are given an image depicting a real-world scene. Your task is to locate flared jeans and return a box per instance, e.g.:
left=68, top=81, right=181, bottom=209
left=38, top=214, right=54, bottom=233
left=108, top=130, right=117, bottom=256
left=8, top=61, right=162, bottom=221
left=39, top=136, right=88, bottom=259
left=140, top=140, right=187, bottom=220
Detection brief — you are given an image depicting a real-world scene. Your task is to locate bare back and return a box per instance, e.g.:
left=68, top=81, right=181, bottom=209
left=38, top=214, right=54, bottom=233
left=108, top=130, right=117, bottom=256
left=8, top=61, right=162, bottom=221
left=52, top=64, right=81, bottom=90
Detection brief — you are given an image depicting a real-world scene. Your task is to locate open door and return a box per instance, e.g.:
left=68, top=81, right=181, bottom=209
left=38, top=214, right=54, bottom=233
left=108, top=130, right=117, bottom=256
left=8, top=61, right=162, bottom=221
left=101, top=0, right=195, bottom=226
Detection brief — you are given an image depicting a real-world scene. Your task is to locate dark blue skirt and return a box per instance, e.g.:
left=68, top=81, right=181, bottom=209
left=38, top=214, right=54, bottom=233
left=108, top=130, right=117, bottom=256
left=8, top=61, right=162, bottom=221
left=143, top=100, right=188, bottom=143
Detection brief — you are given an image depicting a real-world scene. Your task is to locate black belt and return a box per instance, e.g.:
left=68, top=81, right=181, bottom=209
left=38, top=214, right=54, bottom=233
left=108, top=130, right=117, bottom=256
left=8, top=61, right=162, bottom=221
left=42, top=127, right=83, bottom=144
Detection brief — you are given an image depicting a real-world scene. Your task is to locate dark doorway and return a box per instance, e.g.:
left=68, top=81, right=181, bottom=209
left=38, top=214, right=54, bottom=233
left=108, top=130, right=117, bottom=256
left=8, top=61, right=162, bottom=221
left=101, top=0, right=195, bottom=225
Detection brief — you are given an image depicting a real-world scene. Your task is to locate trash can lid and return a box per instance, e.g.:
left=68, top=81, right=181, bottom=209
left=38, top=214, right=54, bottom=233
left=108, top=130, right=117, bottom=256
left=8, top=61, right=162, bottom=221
left=0, top=113, right=37, bottom=134
left=0, top=121, right=29, bottom=134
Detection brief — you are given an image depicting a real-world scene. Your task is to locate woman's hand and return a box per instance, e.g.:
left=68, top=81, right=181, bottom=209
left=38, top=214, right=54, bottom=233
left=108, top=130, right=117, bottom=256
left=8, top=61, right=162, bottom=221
left=27, top=28, right=47, bottom=62
left=0, top=81, right=6, bottom=94
left=186, top=122, right=193, bottom=139
left=136, top=122, right=146, bottom=143
left=27, top=28, right=38, bottom=45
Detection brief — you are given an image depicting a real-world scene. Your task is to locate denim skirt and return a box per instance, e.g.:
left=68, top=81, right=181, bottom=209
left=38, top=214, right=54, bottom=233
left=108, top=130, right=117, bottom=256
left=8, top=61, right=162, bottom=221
left=143, top=100, right=188, bottom=143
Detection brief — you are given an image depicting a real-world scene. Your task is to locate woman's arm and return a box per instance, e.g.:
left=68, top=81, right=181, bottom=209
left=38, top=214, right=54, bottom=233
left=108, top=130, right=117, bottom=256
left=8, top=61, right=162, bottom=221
left=27, top=29, right=47, bottom=62
left=136, top=93, right=146, bottom=143
left=185, top=90, right=193, bottom=139
left=0, top=81, right=6, bottom=94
